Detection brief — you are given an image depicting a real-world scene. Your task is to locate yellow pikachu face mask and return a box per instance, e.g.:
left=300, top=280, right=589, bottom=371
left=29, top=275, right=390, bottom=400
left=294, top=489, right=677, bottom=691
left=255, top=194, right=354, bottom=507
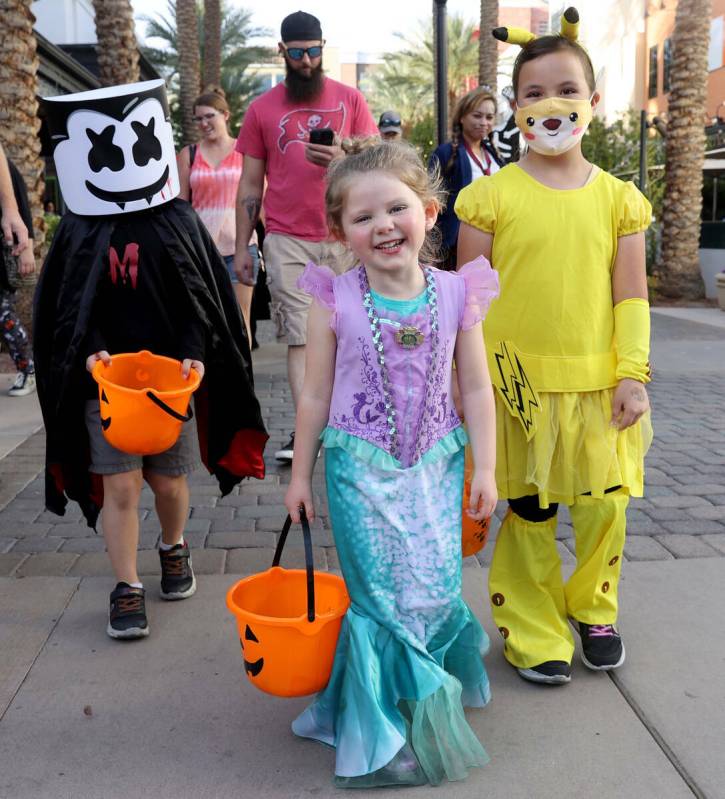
left=515, top=96, right=593, bottom=156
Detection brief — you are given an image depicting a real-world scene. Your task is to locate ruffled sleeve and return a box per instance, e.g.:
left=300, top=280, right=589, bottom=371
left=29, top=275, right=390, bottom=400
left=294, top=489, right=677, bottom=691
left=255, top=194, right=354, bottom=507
left=297, top=261, right=337, bottom=329
left=454, top=179, right=498, bottom=234
left=457, top=256, right=500, bottom=330
left=618, top=182, right=652, bottom=237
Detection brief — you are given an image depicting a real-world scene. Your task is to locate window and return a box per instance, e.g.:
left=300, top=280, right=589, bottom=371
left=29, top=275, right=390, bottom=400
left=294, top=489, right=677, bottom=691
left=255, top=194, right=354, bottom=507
left=663, top=38, right=673, bottom=93
left=709, top=16, right=724, bottom=71
left=648, top=45, right=658, bottom=99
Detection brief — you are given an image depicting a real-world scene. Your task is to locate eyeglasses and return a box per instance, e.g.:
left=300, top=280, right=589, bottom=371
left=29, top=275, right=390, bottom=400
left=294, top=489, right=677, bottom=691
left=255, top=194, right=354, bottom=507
left=284, top=45, right=323, bottom=61
left=193, top=112, right=219, bottom=124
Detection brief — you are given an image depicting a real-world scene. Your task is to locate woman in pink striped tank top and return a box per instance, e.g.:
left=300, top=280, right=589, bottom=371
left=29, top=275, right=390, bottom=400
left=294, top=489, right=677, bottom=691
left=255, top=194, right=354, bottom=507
left=178, top=87, right=259, bottom=341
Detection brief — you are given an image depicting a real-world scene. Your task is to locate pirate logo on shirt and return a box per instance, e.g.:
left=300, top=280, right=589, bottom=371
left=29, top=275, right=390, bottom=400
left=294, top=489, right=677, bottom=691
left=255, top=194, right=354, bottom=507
left=277, top=103, right=347, bottom=153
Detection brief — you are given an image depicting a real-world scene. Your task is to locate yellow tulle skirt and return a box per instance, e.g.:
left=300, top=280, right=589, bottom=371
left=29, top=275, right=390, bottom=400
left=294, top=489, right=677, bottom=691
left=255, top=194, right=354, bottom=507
left=495, top=388, right=653, bottom=508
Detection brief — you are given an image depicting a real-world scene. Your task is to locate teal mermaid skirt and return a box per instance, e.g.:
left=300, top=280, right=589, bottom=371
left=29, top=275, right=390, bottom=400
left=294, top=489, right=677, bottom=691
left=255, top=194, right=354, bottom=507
left=292, top=446, right=491, bottom=787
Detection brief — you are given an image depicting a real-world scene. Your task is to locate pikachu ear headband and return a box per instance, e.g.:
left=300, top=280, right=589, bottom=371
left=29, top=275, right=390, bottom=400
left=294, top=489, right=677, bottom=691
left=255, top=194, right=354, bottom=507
left=492, top=6, right=579, bottom=47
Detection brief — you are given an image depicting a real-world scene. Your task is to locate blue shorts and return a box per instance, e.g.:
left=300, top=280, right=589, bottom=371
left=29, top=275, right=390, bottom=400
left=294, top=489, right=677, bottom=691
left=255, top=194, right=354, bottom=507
left=224, top=246, right=260, bottom=285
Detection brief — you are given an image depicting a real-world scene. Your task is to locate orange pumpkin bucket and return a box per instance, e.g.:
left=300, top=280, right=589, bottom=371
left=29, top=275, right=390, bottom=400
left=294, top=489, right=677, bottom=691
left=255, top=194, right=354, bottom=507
left=461, top=447, right=492, bottom=557
left=226, top=512, right=349, bottom=698
left=91, top=350, right=201, bottom=456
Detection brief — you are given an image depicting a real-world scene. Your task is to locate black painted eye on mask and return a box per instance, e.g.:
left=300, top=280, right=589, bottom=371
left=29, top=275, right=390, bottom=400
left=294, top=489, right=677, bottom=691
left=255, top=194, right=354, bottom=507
left=131, top=118, right=162, bottom=166
left=87, top=125, right=124, bottom=173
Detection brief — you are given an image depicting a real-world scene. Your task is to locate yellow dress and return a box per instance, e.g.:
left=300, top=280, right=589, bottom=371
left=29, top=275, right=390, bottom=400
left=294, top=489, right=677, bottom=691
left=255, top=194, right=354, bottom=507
left=455, top=164, right=653, bottom=507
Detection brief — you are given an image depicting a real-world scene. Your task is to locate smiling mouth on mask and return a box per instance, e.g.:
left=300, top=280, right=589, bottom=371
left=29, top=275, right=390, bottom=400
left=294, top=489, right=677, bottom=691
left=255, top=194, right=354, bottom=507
left=85, top=164, right=170, bottom=210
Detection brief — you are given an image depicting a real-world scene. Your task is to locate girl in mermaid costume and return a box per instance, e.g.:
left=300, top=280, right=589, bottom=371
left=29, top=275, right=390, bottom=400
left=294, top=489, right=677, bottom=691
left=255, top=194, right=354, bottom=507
left=284, top=139, right=499, bottom=787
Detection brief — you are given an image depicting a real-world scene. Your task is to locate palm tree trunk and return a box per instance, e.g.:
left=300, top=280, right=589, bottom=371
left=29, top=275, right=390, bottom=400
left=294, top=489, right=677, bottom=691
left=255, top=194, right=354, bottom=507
left=203, top=0, right=221, bottom=87
left=478, top=0, right=499, bottom=92
left=0, top=0, right=45, bottom=262
left=657, top=0, right=712, bottom=299
left=91, top=0, right=140, bottom=86
left=177, top=0, right=201, bottom=145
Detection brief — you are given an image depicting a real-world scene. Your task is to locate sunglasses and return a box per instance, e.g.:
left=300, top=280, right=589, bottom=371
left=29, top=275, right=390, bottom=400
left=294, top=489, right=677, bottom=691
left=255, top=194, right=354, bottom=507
left=193, top=112, right=219, bottom=124
left=284, top=45, right=323, bottom=61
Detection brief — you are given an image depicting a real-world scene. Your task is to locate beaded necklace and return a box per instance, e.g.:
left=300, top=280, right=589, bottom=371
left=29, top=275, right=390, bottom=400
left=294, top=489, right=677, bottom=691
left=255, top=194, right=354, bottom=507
left=358, top=265, right=439, bottom=464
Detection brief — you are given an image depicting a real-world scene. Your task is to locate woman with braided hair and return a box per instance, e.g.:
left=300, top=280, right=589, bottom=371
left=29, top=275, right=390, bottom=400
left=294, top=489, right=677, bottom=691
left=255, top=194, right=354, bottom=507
left=429, top=87, right=503, bottom=270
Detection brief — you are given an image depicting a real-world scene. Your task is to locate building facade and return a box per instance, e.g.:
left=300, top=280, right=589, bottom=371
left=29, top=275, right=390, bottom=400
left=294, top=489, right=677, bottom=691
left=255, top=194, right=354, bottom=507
left=644, top=0, right=725, bottom=122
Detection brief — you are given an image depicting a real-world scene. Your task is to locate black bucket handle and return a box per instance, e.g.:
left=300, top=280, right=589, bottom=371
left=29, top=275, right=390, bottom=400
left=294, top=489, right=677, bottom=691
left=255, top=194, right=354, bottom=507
left=273, top=510, right=315, bottom=623
left=145, top=391, right=194, bottom=423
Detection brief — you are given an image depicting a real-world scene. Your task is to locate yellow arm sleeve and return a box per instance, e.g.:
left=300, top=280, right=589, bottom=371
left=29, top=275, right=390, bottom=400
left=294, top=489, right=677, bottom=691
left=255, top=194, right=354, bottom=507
left=613, top=298, right=651, bottom=383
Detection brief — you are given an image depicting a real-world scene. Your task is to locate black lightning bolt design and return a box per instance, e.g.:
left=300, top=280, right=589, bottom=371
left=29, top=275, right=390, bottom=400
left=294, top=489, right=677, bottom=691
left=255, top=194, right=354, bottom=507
left=493, top=342, right=541, bottom=440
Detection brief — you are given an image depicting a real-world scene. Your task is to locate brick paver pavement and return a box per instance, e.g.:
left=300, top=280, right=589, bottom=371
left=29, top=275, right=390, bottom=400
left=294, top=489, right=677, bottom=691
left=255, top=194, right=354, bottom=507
left=1, top=319, right=724, bottom=577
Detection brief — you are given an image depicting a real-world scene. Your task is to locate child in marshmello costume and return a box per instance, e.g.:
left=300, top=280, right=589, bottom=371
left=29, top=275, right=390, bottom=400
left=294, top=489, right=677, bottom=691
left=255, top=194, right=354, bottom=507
left=34, top=81, right=267, bottom=640
left=455, top=8, right=653, bottom=685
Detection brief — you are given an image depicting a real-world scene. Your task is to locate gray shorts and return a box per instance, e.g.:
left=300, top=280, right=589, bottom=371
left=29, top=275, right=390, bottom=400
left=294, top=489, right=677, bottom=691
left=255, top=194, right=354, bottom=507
left=85, top=400, right=200, bottom=476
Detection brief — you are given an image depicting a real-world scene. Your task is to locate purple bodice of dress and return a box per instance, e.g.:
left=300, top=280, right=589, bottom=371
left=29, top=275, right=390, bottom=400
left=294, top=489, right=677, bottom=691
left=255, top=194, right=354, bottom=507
left=298, top=258, right=499, bottom=468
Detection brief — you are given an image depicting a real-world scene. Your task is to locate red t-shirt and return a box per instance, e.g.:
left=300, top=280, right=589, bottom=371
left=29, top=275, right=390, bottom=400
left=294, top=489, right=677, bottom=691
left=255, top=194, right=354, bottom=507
left=236, top=79, right=377, bottom=241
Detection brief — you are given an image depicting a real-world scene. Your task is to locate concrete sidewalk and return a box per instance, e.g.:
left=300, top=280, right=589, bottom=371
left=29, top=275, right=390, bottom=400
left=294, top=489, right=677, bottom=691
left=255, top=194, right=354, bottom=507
left=0, top=311, right=724, bottom=797
left=0, top=563, right=722, bottom=798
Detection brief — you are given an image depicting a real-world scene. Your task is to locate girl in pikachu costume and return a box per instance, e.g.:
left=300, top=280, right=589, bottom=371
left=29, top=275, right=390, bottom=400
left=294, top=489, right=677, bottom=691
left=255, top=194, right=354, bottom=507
left=455, top=7, right=653, bottom=685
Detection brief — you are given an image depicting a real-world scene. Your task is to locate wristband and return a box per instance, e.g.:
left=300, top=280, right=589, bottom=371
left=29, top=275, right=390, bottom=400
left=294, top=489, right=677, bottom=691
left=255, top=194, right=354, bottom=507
left=614, top=298, right=651, bottom=383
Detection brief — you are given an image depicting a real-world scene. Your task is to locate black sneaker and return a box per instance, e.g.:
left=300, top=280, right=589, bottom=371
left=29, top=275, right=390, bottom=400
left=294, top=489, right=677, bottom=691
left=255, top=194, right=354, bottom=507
left=578, top=622, right=625, bottom=670
left=517, top=660, right=571, bottom=685
left=107, top=582, right=149, bottom=639
left=159, top=541, right=197, bottom=600
left=274, top=432, right=295, bottom=462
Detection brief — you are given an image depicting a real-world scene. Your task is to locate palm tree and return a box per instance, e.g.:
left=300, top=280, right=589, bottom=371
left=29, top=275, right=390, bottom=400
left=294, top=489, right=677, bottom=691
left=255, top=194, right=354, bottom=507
left=0, top=0, right=45, bottom=261
left=369, top=15, right=479, bottom=127
left=141, top=1, right=270, bottom=138
left=656, top=0, right=712, bottom=299
left=478, top=0, right=499, bottom=92
left=203, top=0, right=221, bottom=87
left=92, top=0, right=140, bottom=86
left=177, top=0, right=200, bottom=145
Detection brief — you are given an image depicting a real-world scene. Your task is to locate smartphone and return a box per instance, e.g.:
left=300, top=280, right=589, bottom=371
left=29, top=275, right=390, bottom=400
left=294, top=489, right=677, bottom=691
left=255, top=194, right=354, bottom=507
left=309, top=128, right=334, bottom=146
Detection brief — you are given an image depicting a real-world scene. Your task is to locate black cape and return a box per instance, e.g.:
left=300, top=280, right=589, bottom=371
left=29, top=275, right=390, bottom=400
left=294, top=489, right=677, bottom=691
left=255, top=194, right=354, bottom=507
left=34, top=198, right=268, bottom=527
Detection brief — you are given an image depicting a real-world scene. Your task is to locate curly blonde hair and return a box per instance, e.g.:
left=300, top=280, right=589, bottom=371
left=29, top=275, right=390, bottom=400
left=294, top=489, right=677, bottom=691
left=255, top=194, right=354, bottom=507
left=325, top=138, right=445, bottom=263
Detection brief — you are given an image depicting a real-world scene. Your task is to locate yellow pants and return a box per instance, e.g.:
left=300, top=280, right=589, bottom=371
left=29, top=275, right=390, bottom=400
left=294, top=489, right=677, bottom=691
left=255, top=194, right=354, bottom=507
left=488, top=490, right=628, bottom=669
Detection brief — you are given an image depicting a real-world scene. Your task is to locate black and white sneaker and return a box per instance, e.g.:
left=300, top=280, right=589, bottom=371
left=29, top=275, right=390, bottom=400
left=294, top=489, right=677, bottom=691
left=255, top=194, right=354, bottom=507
left=8, top=372, right=36, bottom=397
left=274, top=432, right=295, bottom=463
left=517, top=660, right=571, bottom=685
left=159, top=541, right=197, bottom=600
left=107, top=583, right=149, bottom=639
left=577, top=622, right=625, bottom=670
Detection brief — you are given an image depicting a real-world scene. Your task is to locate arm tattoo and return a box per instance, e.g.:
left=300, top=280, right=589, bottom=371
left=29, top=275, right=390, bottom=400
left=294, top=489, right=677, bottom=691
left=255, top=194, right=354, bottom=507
left=242, top=195, right=261, bottom=224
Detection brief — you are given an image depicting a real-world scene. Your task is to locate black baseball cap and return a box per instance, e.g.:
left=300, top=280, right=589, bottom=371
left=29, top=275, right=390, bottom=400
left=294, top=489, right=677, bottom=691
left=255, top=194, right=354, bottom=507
left=378, top=111, right=402, bottom=133
left=281, top=11, right=322, bottom=42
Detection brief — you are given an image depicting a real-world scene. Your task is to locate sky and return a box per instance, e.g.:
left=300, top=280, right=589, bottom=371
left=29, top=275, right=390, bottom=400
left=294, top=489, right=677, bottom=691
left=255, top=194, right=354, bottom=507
left=132, top=0, right=484, bottom=56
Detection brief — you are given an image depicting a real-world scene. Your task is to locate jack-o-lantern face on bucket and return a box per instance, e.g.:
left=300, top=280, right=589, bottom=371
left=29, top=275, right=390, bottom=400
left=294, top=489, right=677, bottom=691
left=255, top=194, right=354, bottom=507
left=240, top=624, right=264, bottom=677
left=100, top=389, right=112, bottom=432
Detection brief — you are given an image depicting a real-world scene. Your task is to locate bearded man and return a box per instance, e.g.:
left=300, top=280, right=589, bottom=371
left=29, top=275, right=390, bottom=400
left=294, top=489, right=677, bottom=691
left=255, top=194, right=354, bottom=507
left=234, top=10, right=377, bottom=463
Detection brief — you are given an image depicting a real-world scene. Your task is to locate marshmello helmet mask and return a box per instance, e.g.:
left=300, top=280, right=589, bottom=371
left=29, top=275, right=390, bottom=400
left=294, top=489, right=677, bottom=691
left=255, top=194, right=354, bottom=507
left=42, top=79, right=180, bottom=216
